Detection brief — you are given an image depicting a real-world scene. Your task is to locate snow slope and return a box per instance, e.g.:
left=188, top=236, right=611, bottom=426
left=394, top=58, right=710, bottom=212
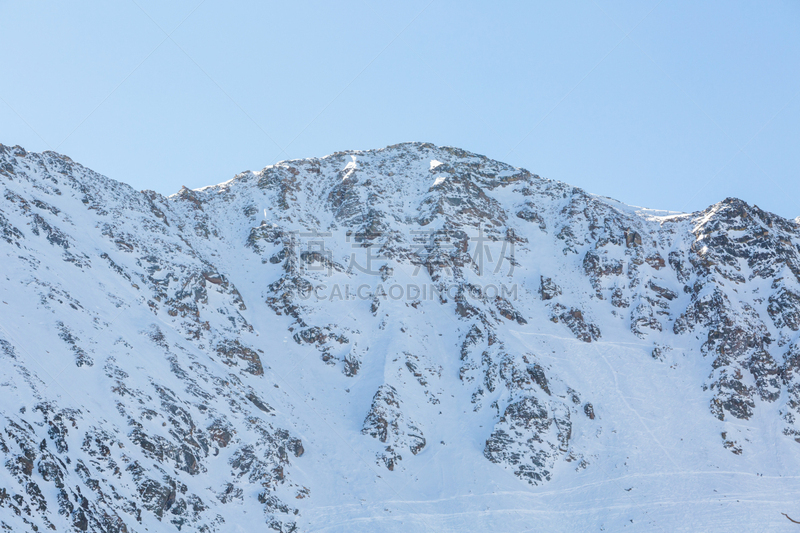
left=0, top=142, right=799, bottom=531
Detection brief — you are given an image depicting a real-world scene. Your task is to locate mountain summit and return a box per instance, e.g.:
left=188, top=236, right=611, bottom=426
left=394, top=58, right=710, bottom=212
left=1, top=142, right=799, bottom=531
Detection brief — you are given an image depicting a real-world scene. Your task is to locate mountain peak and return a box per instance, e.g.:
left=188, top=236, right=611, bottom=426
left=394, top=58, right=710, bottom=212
left=1, top=142, right=800, bottom=531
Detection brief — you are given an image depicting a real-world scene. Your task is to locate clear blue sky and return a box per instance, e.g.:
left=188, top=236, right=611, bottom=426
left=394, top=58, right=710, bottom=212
left=2, top=1, right=799, bottom=217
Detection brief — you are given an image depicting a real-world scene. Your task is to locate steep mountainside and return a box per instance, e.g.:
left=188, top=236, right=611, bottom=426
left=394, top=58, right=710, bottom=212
left=1, top=142, right=799, bottom=531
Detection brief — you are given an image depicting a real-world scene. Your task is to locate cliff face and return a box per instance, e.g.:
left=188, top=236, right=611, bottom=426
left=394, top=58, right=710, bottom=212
left=0, top=142, right=799, bottom=531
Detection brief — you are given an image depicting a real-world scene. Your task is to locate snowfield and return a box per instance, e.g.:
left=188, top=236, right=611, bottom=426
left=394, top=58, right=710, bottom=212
left=0, top=142, right=799, bottom=531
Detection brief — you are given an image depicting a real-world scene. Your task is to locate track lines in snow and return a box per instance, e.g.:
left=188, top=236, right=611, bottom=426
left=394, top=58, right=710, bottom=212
left=594, top=341, right=681, bottom=472
left=267, top=364, right=447, bottom=533
left=304, top=493, right=799, bottom=532
left=508, top=327, right=675, bottom=533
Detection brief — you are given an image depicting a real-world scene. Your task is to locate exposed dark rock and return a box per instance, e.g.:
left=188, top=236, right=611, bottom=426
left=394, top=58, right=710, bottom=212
left=539, top=276, right=561, bottom=301
left=362, top=386, right=425, bottom=468
left=484, top=397, right=572, bottom=485
left=550, top=305, right=601, bottom=343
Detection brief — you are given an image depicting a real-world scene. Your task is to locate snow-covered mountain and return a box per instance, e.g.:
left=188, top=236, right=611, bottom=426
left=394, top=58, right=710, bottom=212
left=1, top=141, right=799, bottom=532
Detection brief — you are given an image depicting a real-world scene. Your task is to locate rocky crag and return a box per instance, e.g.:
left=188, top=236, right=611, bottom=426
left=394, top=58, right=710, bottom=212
left=0, top=142, right=799, bottom=531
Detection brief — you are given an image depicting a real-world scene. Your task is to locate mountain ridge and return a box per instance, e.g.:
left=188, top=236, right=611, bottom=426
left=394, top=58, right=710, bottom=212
left=1, top=141, right=799, bottom=532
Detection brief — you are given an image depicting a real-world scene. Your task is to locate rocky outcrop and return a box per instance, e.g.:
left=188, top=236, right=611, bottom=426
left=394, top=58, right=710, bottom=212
left=2, top=141, right=800, bottom=531
left=550, top=305, right=601, bottom=343
left=484, top=397, right=573, bottom=485
left=362, top=386, right=426, bottom=470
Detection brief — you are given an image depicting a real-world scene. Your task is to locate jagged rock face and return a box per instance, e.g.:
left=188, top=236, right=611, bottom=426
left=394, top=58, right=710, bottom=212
left=484, top=397, right=576, bottom=485
left=362, top=385, right=426, bottom=470
left=1, top=142, right=800, bottom=531
left=671, top=200, right=800, bottom=424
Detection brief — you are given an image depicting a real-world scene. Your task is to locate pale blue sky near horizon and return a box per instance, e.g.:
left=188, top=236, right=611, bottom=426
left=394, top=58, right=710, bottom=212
left=1, top=1, right=799, bottom=217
